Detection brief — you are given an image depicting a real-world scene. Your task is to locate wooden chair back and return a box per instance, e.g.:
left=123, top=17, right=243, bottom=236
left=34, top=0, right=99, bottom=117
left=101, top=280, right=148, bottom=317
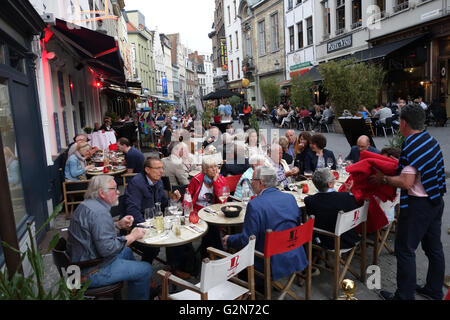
left=158, top=236, right=256, bottom=300
left=312, top=202, right=369, bottom=299
left=335, top=201, right=369, bottom=236
left=259, top=217, right=315, bottom=300
left=224, top=174, right=242, bottom=194
left=62, top=180, right=90, bottom=219
left=200, top=236, right=255, bottom=293
left=122, top=173, right=137, bottom=189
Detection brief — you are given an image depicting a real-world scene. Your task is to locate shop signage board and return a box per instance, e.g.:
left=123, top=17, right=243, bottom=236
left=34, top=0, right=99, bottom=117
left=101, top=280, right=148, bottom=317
left=290, top=61, right=312, bottom=71
left=327, top=35, right=352, bottom=53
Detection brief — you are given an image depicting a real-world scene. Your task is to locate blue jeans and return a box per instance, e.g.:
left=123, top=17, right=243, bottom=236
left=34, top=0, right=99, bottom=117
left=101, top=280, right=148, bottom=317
left=87, top=247, right=152, bottom=300
left=394, top=196, right=445, bottom=300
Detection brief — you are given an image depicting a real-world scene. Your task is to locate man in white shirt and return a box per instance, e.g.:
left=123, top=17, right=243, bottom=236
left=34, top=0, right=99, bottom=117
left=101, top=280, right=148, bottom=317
left=374, top=103, right=393, bottom=125
left=418, top=97, right=428, bottom=111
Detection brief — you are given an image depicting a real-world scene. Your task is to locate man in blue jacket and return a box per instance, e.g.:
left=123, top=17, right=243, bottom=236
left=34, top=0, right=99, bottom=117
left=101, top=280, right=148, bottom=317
left=223, top=165, right=308, bottom=287
left=122, top=156, right=192, bottom=279
left=345, top=135, right=380, bottom=164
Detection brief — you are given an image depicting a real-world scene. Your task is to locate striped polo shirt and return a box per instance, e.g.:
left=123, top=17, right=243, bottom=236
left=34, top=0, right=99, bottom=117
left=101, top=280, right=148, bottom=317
left=397, top=131, right=446, bottom=208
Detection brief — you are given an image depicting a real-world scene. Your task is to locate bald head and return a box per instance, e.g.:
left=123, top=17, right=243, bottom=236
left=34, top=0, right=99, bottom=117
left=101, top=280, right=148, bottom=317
left=357, top=135, right=370, bottom=152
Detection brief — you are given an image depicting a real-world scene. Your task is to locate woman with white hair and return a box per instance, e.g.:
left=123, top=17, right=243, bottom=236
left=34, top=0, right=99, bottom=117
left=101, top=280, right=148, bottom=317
left=186, top=156, right=227, bottom=257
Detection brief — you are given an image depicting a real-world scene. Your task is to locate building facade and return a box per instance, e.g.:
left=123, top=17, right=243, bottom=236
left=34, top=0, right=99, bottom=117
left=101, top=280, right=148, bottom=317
left=225, top=0, right=245, bottom=90
left=161, top=33, right=175, bottom=101
left=210, top=0, right=229, bottom=89
left=126, top=10, right=156, bottom=95
left=284, top=0, right=317, bottom=81
left=239, top=0, right=286, bottom=107
left=312, top=0, right=450, bottom=113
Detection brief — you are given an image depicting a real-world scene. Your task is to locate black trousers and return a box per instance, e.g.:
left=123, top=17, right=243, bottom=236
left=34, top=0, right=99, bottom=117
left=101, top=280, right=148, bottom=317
left=394, top=196, right=445, bottom=300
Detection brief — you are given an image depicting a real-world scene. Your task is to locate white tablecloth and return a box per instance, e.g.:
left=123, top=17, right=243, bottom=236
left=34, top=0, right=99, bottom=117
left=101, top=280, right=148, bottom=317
left=89, top=131, right=117, bottom=150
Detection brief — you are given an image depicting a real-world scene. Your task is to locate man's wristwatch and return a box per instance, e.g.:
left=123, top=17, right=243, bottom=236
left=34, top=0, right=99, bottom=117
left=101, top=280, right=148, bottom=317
left=381, top=176, right=388, bottom=185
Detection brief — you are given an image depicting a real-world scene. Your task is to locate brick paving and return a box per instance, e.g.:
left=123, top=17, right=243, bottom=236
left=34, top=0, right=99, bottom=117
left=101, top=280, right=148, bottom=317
left=40, top=120, right=450, bottom=300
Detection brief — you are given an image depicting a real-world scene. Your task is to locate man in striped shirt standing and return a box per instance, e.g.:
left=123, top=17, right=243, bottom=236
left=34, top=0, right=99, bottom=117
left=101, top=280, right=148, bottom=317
left=370, top=104, right=446, bottom=300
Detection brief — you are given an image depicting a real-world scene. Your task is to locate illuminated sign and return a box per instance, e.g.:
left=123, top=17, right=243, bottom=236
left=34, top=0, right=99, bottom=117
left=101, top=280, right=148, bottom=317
left=220, top=38, right=228, bottom=68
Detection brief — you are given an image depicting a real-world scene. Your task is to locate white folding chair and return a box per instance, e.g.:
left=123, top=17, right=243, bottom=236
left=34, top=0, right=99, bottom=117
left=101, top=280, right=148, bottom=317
left=312, top=201, right=369, bottom=299
left=158, top=236, right=256, bottom=300
left=371, top=190, right=400, bottom=265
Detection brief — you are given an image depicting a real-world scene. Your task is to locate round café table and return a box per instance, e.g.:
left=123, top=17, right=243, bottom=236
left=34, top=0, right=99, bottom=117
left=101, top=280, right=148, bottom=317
left=136, top=219, right=209, bottom=248
left=198, top=202, right=247, bottom=227
left=86, top=167, right=127, bottom=177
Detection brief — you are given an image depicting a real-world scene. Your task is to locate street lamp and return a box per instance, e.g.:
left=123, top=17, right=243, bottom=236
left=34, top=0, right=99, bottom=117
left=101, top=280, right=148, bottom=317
left=274, top=60, right=280, bottom=71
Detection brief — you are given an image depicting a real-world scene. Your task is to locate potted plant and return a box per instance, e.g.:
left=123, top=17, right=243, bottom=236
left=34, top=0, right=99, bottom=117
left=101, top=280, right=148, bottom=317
left=0, top=202, right=89, bottom=300
left=83, top=127, right=93, bottom=134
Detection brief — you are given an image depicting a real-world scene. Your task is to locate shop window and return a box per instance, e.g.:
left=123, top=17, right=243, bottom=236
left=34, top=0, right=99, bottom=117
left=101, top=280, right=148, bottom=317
left=57, top=71, right=66, bottom=107
left=0, top=44, right=5, bottom=64
left=53, top=112, right=62, bottom=153
left=0, top=79, right=26, bottom=225
left=73, top=110, right=78, bottom=136
left=8, top=48, right=26, bottom=74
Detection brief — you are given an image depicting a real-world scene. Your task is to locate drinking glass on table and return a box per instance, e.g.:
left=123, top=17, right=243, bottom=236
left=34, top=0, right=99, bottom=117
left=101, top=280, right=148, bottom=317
left=287, top=177, right=297, bottom=192
left=304, top=171, right=313, bottom=180
left=219, top=185, right=230, bottom=204
left=144, top=208, right=155, bottom=224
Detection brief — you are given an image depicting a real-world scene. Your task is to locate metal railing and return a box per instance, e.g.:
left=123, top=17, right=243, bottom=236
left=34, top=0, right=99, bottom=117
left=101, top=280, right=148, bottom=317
left=351, top=21, right=362, bottom=29
left=393, top=1, right=409, bottom=13
left=335, top=28, right=345, bottom=35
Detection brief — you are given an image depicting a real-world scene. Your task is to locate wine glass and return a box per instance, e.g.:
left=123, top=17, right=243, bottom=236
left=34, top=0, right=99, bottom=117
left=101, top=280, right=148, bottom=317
left=304, top=171, right=313, bottom=180
left=219, top=185, right=230, bottom=204
left=144, top=208, right=155, bottom=222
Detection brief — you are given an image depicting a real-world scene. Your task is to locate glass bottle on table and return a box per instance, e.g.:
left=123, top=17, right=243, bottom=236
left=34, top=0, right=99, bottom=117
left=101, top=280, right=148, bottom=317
left=241, top=179, right=251, bottom=206
left=154, top=202, right=164, bottom=233
left=183, top=190, right=193, bottom=225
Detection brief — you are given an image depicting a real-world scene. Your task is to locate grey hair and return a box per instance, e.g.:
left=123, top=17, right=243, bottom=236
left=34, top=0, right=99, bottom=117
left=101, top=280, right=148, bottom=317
left=170, top=141, right=184, bottom=156
left=202, top=156, right=218, bottom=170
left=84, top=175, right=114, bottom=200
left=249, top=153, right=266, bottom=165
left=312, top=168, right=335, bottom=192
left=254, top=165, right=278, bottom=189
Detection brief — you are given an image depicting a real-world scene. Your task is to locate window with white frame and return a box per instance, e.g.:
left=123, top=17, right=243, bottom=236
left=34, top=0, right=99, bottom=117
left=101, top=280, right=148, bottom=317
left=289, top=26, right=295, bottom=52
left=270, top=13, right=280, bottom=52
left=306, top=17, right=313, bottom=45
left=258, top=20, right=266, bottom=56
left=297, top=21, right=303, bottom=49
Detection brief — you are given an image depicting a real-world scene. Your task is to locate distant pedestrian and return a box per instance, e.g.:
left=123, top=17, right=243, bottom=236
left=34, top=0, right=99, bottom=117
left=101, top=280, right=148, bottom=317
left=369, top=104, right=446, bottom=300
left=243, top=101, right=252, bottom=126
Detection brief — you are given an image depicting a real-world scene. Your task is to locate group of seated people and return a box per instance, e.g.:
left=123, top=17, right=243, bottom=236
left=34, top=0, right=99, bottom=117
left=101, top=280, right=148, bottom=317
left=269, top=103, right=335, bottom=132
left=64, top=119, right=405, bottom=300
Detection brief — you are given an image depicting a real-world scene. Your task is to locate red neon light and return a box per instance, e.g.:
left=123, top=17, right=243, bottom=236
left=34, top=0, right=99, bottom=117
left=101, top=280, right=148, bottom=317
left=95, top=81, right=102, bottom=88
left=94, top=47, right=118, bottom=59
left=43, top=28, right=54, bottom=43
